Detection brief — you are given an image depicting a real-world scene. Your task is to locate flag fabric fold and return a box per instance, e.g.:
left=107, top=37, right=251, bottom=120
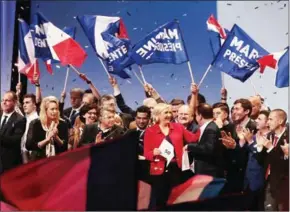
left=211, top=24, right=269, bottom=82
left=257, top=47, right=289, bottom=88
left=0, top=132, right=139, bottom=211
left=17, top=19, right=40, bottom=84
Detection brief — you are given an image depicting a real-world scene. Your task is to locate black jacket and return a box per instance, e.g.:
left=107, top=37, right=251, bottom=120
left=188, top=121, right=224, bottom=178
left=26, top=119, right=68, bottom=160
left=0, top=112, right=26, bottom=173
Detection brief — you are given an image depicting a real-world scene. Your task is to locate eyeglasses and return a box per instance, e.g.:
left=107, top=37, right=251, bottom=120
left=87, top=112, right=97, bottom=116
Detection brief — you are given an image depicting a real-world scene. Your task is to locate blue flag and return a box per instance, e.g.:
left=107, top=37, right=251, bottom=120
left=211, top=24, right=269, bottom=82
left=101, top=32, right=134, bottom=79
left=130, top=20, right=189, bottom=65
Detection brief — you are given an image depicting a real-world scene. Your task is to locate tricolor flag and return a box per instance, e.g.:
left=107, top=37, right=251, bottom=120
left=0, top=132, right=139, bottom=211
left=206, top=15, right=229, bottom=57
left=77, top=15, right=133, bottom=78
left=17, top=19, right=40, bottom=84
left=257, top=47, right=289, bottom=88
left=130, top=20, right=189, bottom=65
left=31, top=12, right=87, bottom=69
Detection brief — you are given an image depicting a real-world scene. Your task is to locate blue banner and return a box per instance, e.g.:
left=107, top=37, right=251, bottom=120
left=130, top=20, right=189, bottom=65
left=211, top=24, right=269, bottom=82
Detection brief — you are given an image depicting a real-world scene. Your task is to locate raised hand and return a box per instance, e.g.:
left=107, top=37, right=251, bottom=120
left=79, top=73, right=90, bottom=83
left=190, top=83, right=198, bottom=95
left=33, top=72, right=40, bottom=84
left=214, top=117, right=224, bottom=129
left=221, top=87, right=227, bottom=98
left=16, top=82, right=22, bottom=95
left=109, top=76, right=117, bottom=87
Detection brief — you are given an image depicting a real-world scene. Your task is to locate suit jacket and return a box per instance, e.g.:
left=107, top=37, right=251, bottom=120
left=265, top=128, right=289, bottom=200
left=224, top=119, right=257, bottom=192
left=144, top=123, right=200, bottom=175
left=188, top=121, right=225, bottom=178
left=0, top=112, right=26, bottom=174
left=63, top=107, right=79, bottom=126
left=25, top=119, right=68, bottom=160
left=115, top=93, right=136, bottom=118
left=79, top=123, right=126, bottom=147
left=244, top=136, right=266, bottom=191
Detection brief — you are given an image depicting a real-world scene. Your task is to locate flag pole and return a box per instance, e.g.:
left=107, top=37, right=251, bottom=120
left=132, top=70, right=144, bottom=85
left=98, top=58, right=111, bottom=78
left=69, top=64, right=81, bottom=75
left=187, top=61, right=195, bottom=83
left=18, top=71, right=21, bottom=84
left=62, top=67, right=70, bottom=93
left=249, top=78, right=258, bottom=95
left=138, top=65, right=147, bottom=84
left=221, top=72, right=225, bottom=88
left=198, top=64, right=212, bottom=88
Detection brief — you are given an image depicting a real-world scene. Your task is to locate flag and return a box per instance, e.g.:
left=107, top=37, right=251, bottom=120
left=44, top=27, right=77, bottom=74
left=257, top=47, right=289, bottom=88
left=130, top=20, right=189, bottom=65
left=211, top=24, right=269, bottom=82
left=77, top=15, right=133, bottom=78
left=206, top=15, right=229, bottom=57
left=17, top=19, right=40, bottom=84
left=0, top=132, right=139, bottom=211
left=31, top=12, right=87, bottom=68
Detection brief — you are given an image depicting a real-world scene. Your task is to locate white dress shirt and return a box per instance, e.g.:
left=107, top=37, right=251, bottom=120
left=21, top=111, right=39, bottom=153
left=0, top=111, right=15, bottom=127
left=199, top=120, right=212, bottom=141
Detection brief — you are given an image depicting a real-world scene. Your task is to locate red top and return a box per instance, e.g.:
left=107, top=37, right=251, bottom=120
left=144, top=122, right=200, bottom=175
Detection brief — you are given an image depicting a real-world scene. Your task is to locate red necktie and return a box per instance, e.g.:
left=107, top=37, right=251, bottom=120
left=265, top=135, right=279, bottom=180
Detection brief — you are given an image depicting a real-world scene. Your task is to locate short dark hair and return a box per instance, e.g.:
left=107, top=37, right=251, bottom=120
left=187, top=93, right=206, bottom=104
left=259, top=110, right=270, bottom=118
left=234, top=98, right=252, bottom=116
left=84, top=89, right=92, bottom=94
left=79, top=103, right=99, bottom=123
left=170, top=98, right=185, bottom=106
left=23, top=93, right=36, bottom=104
left=212, top=102, right=230, bottom=115
left=136, top=105, right=151, bottom=118
left=196, top=103, right=213, bottom=119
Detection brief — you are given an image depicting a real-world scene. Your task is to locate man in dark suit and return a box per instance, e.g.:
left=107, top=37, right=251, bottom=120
left=261, top=109, right=289, bottom=211
left=222, top=98, right=257, bottom=193
left=62, top=88, right=84, bottom=125
left=0, top=91, right=26, bottom=174
left=185, top=103, right=224, bottom=178
left=79, top=108, right=125, bottom=146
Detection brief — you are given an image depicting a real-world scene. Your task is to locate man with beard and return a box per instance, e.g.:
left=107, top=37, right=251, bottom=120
left=221, top=98, right=257, bottom=193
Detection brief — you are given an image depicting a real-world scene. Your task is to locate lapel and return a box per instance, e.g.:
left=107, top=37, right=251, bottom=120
left=0, top=112, right=17, bottom=135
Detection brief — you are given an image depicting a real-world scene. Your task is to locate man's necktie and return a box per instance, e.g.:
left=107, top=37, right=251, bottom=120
left=0, top=116, right=8, bottom=130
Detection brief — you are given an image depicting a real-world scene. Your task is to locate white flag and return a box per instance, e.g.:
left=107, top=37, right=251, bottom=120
left=159, top=139, right=174, bottom=167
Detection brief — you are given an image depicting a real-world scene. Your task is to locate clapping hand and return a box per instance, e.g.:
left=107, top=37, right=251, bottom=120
left=280, top=139, right=289, bottom=157
left=220, top=131, right=236, bottom=149
left=243, top=128, right=254, bottom=143
left=95, top=132, right=104, bottom=144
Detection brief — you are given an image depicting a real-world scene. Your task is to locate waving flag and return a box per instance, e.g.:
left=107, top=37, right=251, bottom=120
left=31, top=12, right=87, bottom=69
left=211, top=24, right=269, bottom=82
left=130, top=20, right=189, bottom=65
left=77, top=15, right=133, bottom=78
left=206, top=15, right=229, bottom=57
left=0, top=133, right=139, bottom=211
left=258, top=47, right=289, bottom=88
left=17, top=19, right=40, bottom=84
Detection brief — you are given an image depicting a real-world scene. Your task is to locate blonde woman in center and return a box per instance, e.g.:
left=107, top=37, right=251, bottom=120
left=144, top=103, right=200, bottom=208
left=26, top=96, right=68, bottom=160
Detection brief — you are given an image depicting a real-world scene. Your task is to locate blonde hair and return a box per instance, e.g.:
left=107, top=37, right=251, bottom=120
left=39, top=96, right=61, bottom=127
left=114, top=114, right=124, bottom=128
left=152, top=103, right=172, bottom=123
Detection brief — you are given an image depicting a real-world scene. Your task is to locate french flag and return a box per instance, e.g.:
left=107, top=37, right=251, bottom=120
left=206, top=15, right=228, bottom=57
left=17, top=19, right=40, bottom=84
left=32, top=12, right=87, bottom=68
left=76, top=15, right=129, bottom=60
left=257, top=47, right=289, bottom=88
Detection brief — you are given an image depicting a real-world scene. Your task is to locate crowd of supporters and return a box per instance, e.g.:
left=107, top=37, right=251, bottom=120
left=0, top=72, right=288, bottom=211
